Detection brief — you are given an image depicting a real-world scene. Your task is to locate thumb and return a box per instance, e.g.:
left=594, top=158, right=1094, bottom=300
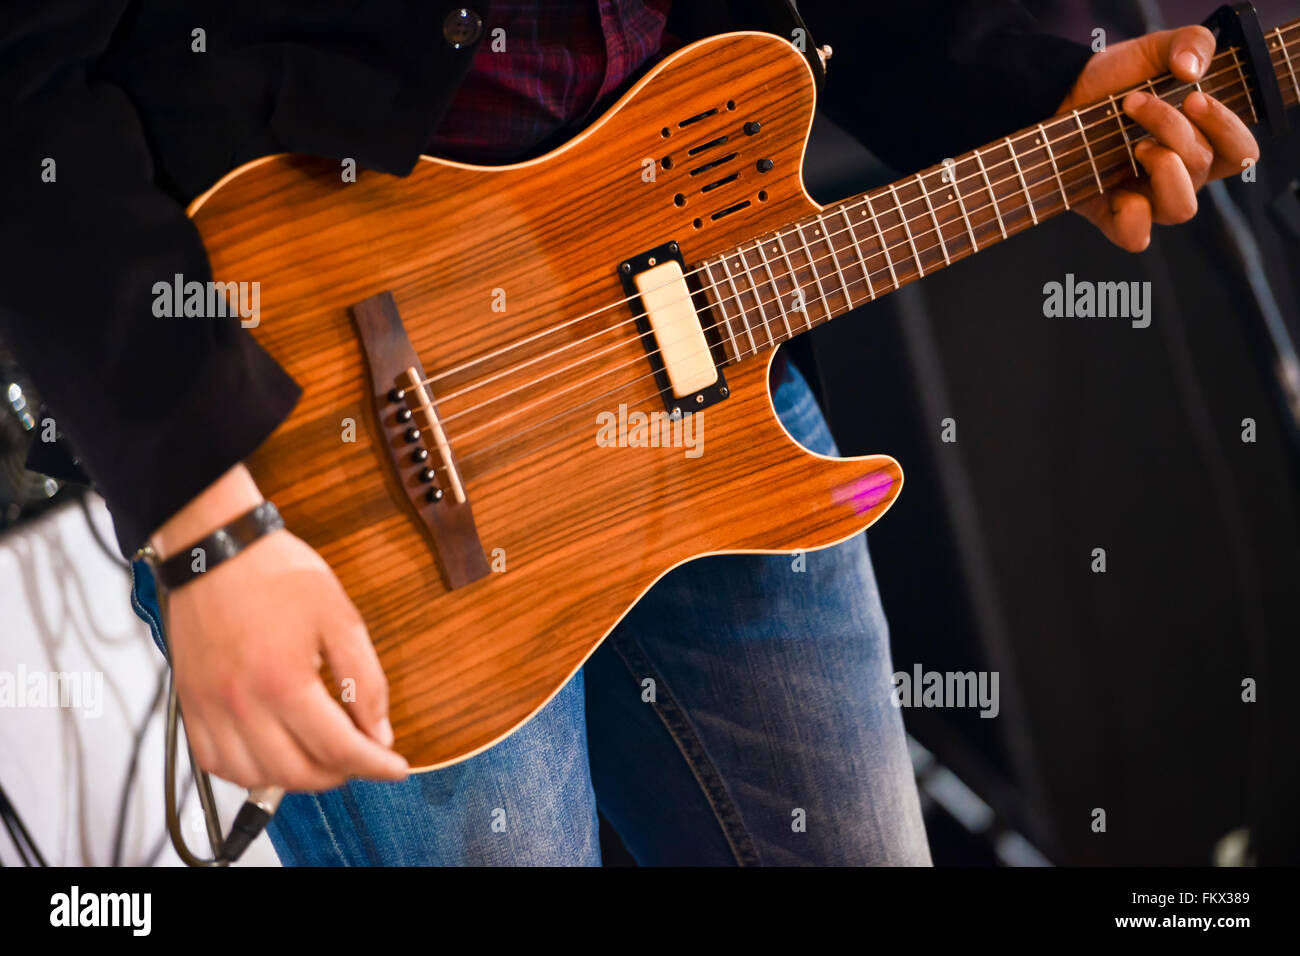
left=1117, top=25, right=1216, bottom=86
left=1068, top=25, right=1218, bottom=109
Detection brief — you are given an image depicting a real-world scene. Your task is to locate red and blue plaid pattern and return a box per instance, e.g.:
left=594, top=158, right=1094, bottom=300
left=428, top=0, right=672, bottom=162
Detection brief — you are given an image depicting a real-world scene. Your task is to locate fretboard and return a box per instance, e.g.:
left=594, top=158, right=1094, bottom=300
left=698, top=19, right=1300, bottom=364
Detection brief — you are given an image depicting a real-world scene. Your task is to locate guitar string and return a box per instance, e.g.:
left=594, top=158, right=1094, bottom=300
left=414, top=48, right=1268, bottom=394
left=425, top=65, right=1261, bottom=428
left=407, top=35, right=1294, bottom=400
left=366, top=35, right=1296, bottom=478
left=426, top=75, right=1260, bottom=438
left=432, top=77, right=1267, bottom=460
left=437, top=84, right=1268, bottom=476
left=413, top=82, right=1287, bottom=456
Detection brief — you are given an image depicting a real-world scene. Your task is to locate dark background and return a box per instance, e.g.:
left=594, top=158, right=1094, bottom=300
left=786, top=0, right=1300, bottom=865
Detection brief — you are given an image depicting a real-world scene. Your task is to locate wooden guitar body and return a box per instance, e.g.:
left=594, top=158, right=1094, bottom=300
left=189, top=31, right=902, bottom=770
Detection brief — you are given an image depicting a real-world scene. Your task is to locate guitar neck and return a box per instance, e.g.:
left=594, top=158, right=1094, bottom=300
left=699, top=18, right=1300, bottom=364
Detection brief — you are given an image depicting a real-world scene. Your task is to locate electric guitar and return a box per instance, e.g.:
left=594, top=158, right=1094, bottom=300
left=187, top=19, right=1300, bottom=770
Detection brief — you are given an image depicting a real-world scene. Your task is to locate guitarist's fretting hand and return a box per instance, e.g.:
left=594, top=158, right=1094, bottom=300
left=1059, top=24, right=1260, bottom=252
left=152, top=465, right=410, bottom=791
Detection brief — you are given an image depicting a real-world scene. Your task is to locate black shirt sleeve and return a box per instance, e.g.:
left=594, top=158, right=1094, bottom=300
left=0, top=2, right=300, bottom=557
left=799, top=0, right=1095, bottom=171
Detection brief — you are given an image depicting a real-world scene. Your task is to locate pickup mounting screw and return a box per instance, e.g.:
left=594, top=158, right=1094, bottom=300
left=668, top=242, right=679, bottom=254
left=621, top=262, right=631, bottom=273
left=719, top=386, right=729, bottom=397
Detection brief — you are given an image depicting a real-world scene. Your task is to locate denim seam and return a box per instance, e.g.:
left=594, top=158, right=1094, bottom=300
left=309, top=792, right=350, bottom=866
left=607, top=631, right=761, bottom=866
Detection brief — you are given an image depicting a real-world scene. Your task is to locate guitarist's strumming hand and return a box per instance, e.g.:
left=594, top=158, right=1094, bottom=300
left=152, top=464, right=409, bottom=791
left=1060, top=24, right=1260, bottom=252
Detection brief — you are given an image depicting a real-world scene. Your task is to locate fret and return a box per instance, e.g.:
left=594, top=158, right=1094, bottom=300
left=1004, top=136, right=1038, bottom=225
left=755, top=240, right=794, bottom=340
left=945, top=162, right=979, bottom=253
left=1036, top=123, right=1069, bottom=211
left=774, top=233, right=814, bottom=330
left=915, top=172, right=951, bottom=265
left=1073, top=110, right=1104, bottom=192
left=839, top=207, right=875, bottom=299
left=862, top=193, right=899, bottom=289
left=1277, top=27, right=1300, bottom=100
left=1107, top=94, right=1141, bottom=177
left=1229, top=48, right=1259, bottom=123
left=814, top=213, right=855, bottom=309
left=973, top=148, right=1008, bottom=240
left=887, top=183, right=924, bottom=277
left=702, top=261, right=741, bottom=362
left=736, top=246, right=776, bottom=347
left=718, top=256, right=757, bottom=357
left=793, top=222, right=834, bottom=322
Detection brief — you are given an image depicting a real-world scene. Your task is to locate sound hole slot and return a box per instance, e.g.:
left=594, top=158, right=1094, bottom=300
left=687, top=135, right=730, bottom=156
left=689, top=152, right=738, bottom=177
left=710, top=200, right=751, bottom=221
left=700, top=172, right=739, bottom=193
left=678, top=108, right=719, bottom=128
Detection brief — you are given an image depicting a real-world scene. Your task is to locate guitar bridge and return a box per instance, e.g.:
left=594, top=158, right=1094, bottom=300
left=351, top=291, right=490, bottom=589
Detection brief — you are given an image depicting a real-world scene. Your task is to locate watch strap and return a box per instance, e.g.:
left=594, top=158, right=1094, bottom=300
left=149, top=500, right=284, bottom=592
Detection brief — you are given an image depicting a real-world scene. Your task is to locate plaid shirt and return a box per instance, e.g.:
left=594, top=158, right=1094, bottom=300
left=428, top=0, right=673, bottom=162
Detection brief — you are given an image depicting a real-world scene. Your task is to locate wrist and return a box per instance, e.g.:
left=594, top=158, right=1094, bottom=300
left=151, top=464, right=263, bottom=560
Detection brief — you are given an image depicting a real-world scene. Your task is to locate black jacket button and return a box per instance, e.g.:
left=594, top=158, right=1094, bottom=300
left=443, top=8, right=483, bottom=48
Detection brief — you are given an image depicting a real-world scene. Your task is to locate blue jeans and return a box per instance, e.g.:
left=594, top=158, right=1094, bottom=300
left=131, top=362, right=929, bottom=865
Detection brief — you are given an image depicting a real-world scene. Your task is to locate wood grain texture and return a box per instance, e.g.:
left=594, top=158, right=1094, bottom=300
left=189, top=32, right=903, bottom=770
